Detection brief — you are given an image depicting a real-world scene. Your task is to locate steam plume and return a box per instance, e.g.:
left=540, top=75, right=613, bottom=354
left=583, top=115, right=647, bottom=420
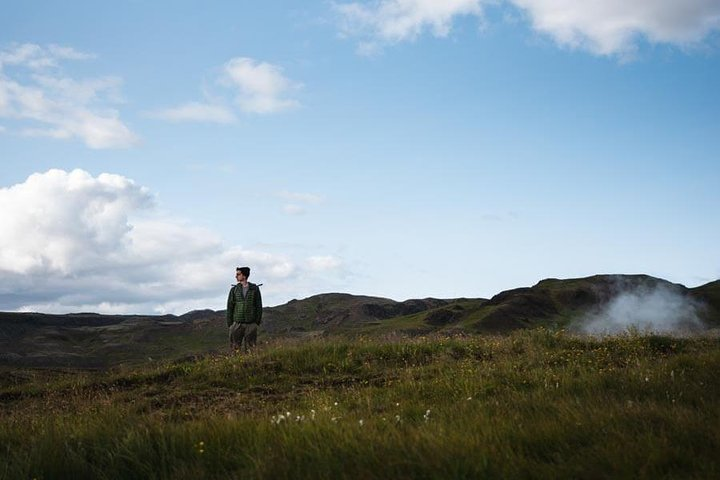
left=579, top=282, right=705, bottom=335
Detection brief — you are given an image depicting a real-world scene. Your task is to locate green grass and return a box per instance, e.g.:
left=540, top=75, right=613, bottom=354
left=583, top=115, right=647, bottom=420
left=2, top=329, right=719, bottom=479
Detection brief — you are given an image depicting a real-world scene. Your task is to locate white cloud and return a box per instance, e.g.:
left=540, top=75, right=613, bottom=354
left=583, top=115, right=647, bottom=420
left=0, top=169, right=152, bottom=275
left=46, top=44, right=96, bottom=61
left=307, top=255, right=342, bottom=272
left=146, top=101, right=237, bottom=124
left=283, top=204, right=307, bottom=215
left=334, top=0, right=485, bottom=51
left=334, top=0, right=720, bottom=57
left=30, top=74, right=124, bottom=104
left=222, top=57, right=301, bottom=114
left=510, top=0, right=720, bottom=56
left=0, top=43, right=138, bottom=148
left=0, top=169, right=310, bottom=314
left=0, top=43, right=94, bottom=70
left=277, top=190, right=323, bottom=215
left=148, top=56, right=300, bottom=123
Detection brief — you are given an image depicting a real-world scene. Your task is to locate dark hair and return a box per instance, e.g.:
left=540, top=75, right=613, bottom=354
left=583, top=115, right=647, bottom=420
left=236, top=266, right=250, bottom=277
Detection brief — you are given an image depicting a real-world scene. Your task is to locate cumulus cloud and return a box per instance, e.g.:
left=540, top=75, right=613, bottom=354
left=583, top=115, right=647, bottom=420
left=511, top=0, right=720, bottom=56
left=222, top=57, right=301, bottom=114
left=146, top=101, right=237, bottom=124
left=333, top=0, right=720, bottom=57
left=0, top=169, right=152, bottom=275
left=0, top=169, right=333, bottom=314
left=0, top=43, right=138, bottom=148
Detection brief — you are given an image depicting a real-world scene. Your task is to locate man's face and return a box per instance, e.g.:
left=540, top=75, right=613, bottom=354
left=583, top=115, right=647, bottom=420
left=235, top=270, right=246, bottom=282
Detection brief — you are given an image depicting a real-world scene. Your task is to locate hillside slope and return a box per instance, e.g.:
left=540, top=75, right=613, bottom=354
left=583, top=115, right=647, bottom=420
left=1, top=274, right=718, bottom=368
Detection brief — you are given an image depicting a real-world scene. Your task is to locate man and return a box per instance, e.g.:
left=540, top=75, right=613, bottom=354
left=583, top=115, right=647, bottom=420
left=227, top=266, right=263, bottom=353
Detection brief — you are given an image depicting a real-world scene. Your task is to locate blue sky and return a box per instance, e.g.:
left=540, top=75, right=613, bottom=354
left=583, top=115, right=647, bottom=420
left=1, top=1, right=719, bottom=314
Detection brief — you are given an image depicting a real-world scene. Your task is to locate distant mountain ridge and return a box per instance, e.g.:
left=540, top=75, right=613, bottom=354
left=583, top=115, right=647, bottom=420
left=1, top=274, right=718, bottom=368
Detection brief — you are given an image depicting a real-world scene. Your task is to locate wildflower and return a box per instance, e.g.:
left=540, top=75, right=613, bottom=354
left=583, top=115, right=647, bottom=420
left=395, top=415, right=401, bottom=423
left=310, top=409, right=316, bottom=420
left=331, top=417, right=339, bottom=422
left=334, top=402, right=338, bottom=406
left=359, top=419, right=364, bottom=426
left=466, top=397, right=472, bottom=401
left=423, top=409, right=431, bottom=422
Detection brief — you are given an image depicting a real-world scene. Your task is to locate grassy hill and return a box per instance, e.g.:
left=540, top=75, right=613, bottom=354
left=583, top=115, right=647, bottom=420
left=268, top=274, right=720, bottom=337
left=690, top=279, right=720, bottom=320
left=0, top=311, right=227, bottom=368
left=1, top=274, right=718, bottom=368
left=2, top=330, right=719, bottom=479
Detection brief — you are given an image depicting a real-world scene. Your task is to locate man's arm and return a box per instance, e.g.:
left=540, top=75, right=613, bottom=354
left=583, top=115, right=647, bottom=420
left=226, top=287, right=235, bottom=326
left=255, top=287, right=263, bottom=325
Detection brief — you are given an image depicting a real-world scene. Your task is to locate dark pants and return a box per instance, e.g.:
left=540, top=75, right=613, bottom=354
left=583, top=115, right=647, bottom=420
left=229, top=322, right=258, bottom=352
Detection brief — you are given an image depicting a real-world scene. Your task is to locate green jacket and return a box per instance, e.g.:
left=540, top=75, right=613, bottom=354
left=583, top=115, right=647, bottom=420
left=226, top=282, right=263, bottom=326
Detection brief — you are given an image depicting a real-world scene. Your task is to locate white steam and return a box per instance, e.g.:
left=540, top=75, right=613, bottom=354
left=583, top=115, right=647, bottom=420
left=579, top=284, right=704, bottom=334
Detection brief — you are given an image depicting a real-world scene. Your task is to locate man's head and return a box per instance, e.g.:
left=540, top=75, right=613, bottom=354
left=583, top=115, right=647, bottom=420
left=236, top=266, right=250, bottom=282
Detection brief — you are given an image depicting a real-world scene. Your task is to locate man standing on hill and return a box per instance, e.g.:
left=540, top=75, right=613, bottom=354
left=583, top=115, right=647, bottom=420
left=227, top=266, right=263, bottom=353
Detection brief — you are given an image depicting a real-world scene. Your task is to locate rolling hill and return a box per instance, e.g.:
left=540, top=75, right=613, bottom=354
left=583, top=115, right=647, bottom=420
left=1, top=274, right=718, bottom=368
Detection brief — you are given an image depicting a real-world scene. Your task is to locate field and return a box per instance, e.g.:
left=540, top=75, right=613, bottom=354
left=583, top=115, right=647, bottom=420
left=1, top=329, right=719, bottom=479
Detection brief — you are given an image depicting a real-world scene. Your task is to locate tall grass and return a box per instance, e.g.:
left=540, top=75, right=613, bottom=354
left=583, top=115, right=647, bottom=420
left=2, top=329, right=719, bottom=479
